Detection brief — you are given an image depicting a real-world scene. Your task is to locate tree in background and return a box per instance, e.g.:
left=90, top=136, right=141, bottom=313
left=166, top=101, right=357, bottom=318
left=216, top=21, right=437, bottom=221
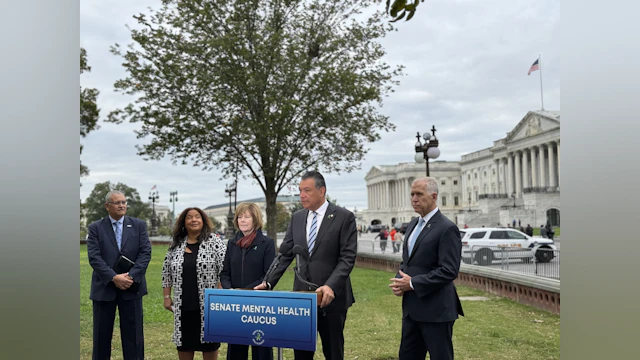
left=108, top=0, right=402, bottom=244
left=209, top=216, right=224, bottom=233
left=80, top=48, right=100, bottom=180
left=83, top=181, right=152, bottom=225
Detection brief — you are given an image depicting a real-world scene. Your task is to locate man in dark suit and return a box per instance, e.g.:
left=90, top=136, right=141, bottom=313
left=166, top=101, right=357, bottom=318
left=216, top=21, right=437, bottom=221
left=87, top=190, right=152, bottom=360
left=255, top=171, right=357, bottom=360
left=389, top=177, right=463, bottom=360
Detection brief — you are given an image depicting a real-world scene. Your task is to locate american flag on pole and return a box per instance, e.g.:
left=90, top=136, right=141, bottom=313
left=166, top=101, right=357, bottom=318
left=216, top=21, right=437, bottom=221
left=151, top=185, right=157, bottom=190
left=528, top=59, right=540, bottom=75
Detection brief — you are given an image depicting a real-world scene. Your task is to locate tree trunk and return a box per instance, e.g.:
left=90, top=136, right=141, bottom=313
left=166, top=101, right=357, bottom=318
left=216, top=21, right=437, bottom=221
left=264, top=183, right=279, bottom=253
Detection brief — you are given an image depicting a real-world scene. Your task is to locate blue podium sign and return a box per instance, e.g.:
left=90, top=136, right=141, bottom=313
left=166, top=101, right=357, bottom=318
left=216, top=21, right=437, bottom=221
left=204, top=289, right=317, bottom=351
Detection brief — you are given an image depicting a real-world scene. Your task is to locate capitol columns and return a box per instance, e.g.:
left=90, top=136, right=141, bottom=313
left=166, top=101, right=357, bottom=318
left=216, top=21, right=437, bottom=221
left=507, top=153, right=514, bottom=195
left=548, top=142, right=557, bottom=190
left=538, top=145, right=547, bottom=188
left=531, top=146, right=538, bottom=188
left=522, top=148, right=530, bottom=190
left=514, top=150, right=522, bottom=197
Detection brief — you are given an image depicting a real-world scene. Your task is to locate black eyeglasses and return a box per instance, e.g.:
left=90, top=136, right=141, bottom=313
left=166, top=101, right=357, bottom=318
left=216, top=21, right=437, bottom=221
left=108, top=201, right=128, bottom=206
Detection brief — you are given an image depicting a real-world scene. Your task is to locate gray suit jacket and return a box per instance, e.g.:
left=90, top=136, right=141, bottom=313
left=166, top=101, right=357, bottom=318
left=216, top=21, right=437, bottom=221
left=268, top=202, right=358, bottom=312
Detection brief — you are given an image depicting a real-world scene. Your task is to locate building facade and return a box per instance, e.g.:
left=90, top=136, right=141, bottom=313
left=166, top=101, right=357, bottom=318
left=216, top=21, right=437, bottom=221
left=361, top=110, right=560, bottom=229
left=203, top=195, right=300, bottom=232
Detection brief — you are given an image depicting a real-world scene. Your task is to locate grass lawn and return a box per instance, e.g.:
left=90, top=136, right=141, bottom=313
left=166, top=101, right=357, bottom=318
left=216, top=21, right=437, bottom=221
left=81, top=245, right=559, bottom=359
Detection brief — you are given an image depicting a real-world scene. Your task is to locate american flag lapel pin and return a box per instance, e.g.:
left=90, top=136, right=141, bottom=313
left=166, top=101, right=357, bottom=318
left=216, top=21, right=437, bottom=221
left=127, top=224, right=132, bottom=228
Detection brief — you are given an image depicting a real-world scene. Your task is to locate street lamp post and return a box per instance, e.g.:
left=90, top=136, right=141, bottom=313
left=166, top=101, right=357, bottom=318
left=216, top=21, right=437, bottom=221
left=511, top=192, right=517, bottom=208
left=414, top=125, right=441, bottom=176
left=468, top=195, right=471, bottom=212
left=169, top=191, right=178, bottom=228
left=225, top=182, right=237, bottom=239
left=148, top=190, right=159, bottom=236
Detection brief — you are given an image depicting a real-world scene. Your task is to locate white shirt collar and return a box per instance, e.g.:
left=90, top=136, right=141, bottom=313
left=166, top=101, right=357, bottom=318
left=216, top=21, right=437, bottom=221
left=421, top=207, right=439, bottom=224
left=311, top=199, right=329, bottom=217
left=109, top=215, right=124, bottom=225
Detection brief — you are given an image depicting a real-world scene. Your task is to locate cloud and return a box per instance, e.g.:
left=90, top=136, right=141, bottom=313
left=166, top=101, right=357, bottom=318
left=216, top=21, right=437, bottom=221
left=80, top=0, right=559, bottom=215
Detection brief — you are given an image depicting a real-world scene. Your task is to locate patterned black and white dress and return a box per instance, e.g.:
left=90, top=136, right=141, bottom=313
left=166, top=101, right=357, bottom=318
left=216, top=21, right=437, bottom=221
left=162, top=233, right=226, bottom=349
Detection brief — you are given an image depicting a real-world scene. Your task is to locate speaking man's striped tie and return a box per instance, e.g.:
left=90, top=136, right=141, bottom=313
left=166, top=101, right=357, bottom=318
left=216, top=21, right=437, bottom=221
left=308, top=211, right=318, bottom=255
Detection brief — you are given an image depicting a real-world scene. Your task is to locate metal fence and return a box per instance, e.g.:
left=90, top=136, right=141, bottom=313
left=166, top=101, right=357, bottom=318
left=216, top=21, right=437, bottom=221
left=356, top=240, right=560, bottom=280
left=464, top=245, right=560, bottom=279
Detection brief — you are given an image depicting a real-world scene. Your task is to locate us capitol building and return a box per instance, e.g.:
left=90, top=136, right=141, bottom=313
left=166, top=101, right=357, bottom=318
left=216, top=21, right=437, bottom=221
left=360, top=110, right=560, bottom=229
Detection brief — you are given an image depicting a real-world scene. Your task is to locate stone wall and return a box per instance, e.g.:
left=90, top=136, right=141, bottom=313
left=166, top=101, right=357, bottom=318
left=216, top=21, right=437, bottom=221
left=355, top=253, right=560, bottom=314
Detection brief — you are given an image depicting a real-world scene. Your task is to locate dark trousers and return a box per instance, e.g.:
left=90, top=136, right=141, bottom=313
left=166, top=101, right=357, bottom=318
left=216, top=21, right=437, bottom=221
left=227, top=344, right=273, bottom=360
left=398, top=316, right=455, bottom=360
left=380, top=240, right=387, bottom=252
left=294, top=310, right=347, bottom=360
left=92, top=293, right=144, bottom=360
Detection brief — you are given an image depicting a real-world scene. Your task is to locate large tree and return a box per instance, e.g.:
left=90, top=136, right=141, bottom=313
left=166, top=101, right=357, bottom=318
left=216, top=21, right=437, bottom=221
left=80, top=48, right=100, bottom=179
left=108, top=0, right=403, bottom=242
left=84, top=181, right=152, bottom=225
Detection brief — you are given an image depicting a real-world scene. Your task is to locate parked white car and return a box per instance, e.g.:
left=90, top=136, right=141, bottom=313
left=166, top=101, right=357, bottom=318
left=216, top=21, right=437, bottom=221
left=459, top=227, right=557, bottom=266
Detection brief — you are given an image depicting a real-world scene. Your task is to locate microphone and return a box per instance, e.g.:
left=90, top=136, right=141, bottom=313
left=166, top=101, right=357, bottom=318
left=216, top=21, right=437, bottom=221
left=262, top=242, right=293, bottom=286
left=292, top=245, right=319, bottom=290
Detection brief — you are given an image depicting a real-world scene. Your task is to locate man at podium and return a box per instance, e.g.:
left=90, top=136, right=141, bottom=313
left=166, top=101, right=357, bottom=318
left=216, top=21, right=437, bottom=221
left=255, top=171, right=358, bottom=360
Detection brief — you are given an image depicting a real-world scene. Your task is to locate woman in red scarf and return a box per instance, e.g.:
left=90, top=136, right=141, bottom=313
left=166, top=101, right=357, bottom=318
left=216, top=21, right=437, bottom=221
left=219, top=202, right=276, bottom=360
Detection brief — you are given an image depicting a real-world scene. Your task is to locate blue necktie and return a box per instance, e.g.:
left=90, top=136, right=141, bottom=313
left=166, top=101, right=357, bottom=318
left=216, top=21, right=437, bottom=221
left=408, top=218, right=425, bottom=256
left=308, top=212, right=318, bottom=254
left=114, top=221, right=122, bottom=249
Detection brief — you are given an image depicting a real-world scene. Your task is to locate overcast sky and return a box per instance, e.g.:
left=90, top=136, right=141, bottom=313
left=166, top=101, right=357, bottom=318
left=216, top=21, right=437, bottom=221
left=80, top=0, right=560, bottom=215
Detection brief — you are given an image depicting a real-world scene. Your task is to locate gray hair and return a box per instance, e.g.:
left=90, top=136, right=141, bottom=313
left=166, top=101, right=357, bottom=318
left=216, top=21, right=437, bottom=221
left=301, top=170, right=326, bottom=190
left=413, top=177, right=439, bottom=195
left=105, top=190, right=126, bottom=203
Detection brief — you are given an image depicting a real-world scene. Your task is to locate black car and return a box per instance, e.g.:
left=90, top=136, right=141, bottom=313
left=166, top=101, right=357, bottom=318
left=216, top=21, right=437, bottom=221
left=398, top=222, right=410, bottom=234
left=369, top=224, right=385, bottom=233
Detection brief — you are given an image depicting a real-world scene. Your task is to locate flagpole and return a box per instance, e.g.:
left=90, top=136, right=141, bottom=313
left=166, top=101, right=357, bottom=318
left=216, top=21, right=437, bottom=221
left=538, top=54, right=544, bottom=110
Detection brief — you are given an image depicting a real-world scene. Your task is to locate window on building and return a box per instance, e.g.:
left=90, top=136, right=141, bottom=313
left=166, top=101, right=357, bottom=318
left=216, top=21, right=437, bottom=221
left=484, top=171, right=487, bottom=177
left=454, top=180, right=458, bottom=185
left=442, top=196, right=447, bottom=206
left=441, top=180, right=446, bottom=185
left=474, top=173, right=478, bottom=179
left=468, top=174, right=471, bottom=180
left=493, top=169, right=496, bottom=175
left=454, top=196, right=459, bottom=206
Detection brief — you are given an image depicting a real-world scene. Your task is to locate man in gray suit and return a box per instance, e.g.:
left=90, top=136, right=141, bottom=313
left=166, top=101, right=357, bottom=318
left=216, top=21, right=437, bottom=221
left=255, top=171, right=358, bottom=360
left=389, top=177, right=463, bottom=360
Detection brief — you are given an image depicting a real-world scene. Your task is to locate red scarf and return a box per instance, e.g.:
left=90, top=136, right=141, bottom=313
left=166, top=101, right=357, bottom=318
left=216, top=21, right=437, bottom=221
left=237, top=230, right=257, bottom=249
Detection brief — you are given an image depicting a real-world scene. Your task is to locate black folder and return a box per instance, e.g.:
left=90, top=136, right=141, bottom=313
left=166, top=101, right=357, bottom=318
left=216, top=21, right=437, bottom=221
left=113, top=255, right=140, bottom=293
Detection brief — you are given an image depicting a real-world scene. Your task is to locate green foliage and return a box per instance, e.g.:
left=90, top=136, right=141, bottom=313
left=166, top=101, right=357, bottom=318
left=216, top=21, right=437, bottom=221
left=158, top=225, right=172, bottom=236
left=275, top=202, right=291, bottom=232
left=108, top=0, right=403, bottom=240
left=209, top=216, right=223, bottom=232
left=83, top=181, right=152, bottom=225
left=386, top=0, right=422, bottom=23
left=80, top=48, right=100, bottom=178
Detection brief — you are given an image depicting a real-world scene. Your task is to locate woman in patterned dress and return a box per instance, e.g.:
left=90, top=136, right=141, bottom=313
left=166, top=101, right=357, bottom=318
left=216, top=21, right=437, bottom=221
left=162, top=207, right=226, bottom=360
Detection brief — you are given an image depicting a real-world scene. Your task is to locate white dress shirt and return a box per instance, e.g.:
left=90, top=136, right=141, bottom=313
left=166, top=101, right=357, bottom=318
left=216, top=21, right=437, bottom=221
left=306, top=199, right=329, bottom=242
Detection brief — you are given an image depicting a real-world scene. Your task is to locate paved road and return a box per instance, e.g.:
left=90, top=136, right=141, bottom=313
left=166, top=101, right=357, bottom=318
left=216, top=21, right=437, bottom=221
left=356, top=232, right=560, bottom=280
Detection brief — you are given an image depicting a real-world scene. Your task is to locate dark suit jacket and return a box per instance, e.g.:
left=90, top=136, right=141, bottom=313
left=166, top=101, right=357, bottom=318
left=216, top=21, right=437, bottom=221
left=87, top=215, right=152, bottom=301
left=268, top=202, right=358, bottom=313
left=399, top=210, right=464, bottom=323
left=220, top=229, right=276, bottom=289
